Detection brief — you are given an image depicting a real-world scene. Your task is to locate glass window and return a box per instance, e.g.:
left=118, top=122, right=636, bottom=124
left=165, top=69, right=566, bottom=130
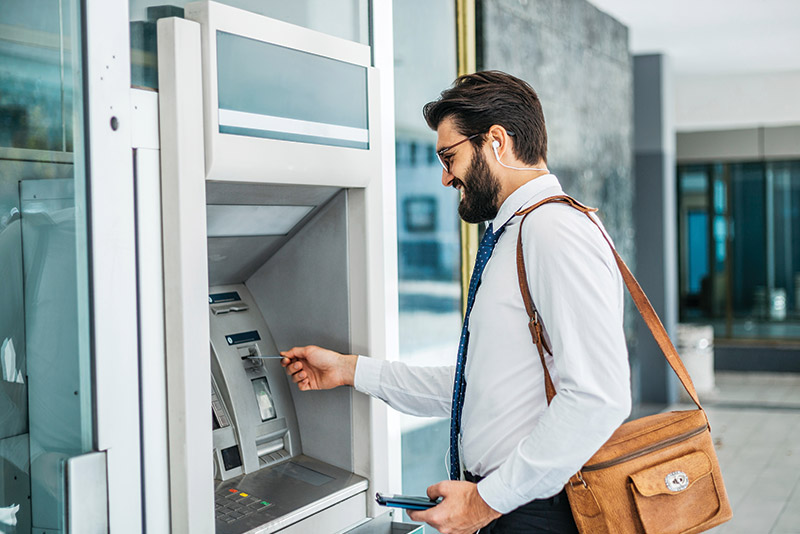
left=678, top=160, right=800, bottom=341
left=394, top=0, right=459, bottom=527
left=0, top=0, right=75, bottom=151
left=0, top=0, right=93, bottom=531
left=770, top=161, right=800, bottom=321
left=731, top=162, right=767, bottom=318
left=130, top=0, right=370, bottom=89
left=678, top=166, right=710, bottom=320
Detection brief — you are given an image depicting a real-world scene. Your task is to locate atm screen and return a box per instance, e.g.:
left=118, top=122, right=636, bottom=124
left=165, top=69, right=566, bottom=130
left=251, top=377, right=277, bottom=421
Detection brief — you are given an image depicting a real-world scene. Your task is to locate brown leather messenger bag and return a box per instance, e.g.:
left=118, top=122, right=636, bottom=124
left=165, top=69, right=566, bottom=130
left=515, top=195, right=732, bottom=534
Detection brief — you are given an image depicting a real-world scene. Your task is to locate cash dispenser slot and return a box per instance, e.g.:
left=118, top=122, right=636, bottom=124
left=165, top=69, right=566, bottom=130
left=255, top=429, right=289, bottom=466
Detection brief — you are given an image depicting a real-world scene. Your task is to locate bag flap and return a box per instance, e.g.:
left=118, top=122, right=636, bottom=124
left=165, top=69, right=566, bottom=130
left=630, top=451, right=713, bottom=497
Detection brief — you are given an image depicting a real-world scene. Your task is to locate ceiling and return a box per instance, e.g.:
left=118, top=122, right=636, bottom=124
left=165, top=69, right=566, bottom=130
left=588, top=0, right=800, bottom=75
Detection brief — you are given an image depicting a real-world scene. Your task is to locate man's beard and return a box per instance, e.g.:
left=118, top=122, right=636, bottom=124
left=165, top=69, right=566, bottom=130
left=454, top=149, right=501, bottom=223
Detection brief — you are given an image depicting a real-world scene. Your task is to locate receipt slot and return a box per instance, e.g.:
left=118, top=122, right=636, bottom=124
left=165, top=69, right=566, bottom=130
left=156, top=2, right=411, bottom=533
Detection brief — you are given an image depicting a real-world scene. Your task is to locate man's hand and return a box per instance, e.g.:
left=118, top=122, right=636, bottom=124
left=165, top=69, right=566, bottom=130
left=280, top=345, right=358, bottom=391
left=406, top=481, right=501, bottom=534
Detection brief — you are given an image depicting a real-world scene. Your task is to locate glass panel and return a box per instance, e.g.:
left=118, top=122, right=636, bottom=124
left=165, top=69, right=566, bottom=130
left=765, top=160, right=800, bottom=338
left=678, top=166, right=710, bottom=321
left=0, top=1, right=67, bottom=152
left=678, top=160, right=800, bottom=341
left=709, top=164, right=728, bottom=319
left=130, top=0, right=370, bottom=89
left=730, top=162, right=767, bottom=321
left=394, top=0, right=458, bottom=529
left=216, top=32, right=369, bottom=149
left=0, top=0, right=92, bottom=531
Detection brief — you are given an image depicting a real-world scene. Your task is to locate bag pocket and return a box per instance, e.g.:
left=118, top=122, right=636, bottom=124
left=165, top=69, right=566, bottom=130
left=629, top=451, right=721, bottom=534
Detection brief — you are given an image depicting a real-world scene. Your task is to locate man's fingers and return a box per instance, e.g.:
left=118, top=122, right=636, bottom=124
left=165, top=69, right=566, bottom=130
left=284, top=360, right=304, bottom=376
left=280, top=345, right=317, bottom=361
left=406, top=508, right=432, bottom=523
left=426, top=481, right=447, bottom=500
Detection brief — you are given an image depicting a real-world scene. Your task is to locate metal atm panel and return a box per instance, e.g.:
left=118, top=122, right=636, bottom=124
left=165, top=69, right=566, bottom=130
left=209, top=285, right=300, bottom=477
left=208, top=284, right=367, bottom=533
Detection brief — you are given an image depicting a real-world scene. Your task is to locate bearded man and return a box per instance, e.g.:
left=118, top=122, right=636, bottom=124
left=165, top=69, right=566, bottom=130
left=282, top=71, right=631, bottom=534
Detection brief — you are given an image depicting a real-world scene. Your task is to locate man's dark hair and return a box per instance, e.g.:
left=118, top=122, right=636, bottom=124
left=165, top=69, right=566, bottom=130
left=423, top=70, right=547, bottom=165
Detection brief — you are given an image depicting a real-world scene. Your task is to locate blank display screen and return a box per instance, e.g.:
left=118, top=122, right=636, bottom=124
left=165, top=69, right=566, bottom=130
left=216, top=31, right=369, bottom=149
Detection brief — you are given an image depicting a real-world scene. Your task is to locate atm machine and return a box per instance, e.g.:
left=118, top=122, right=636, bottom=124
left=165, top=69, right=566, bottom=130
left=153, top=2, right=416, bottom=533
left=208, top=282, right=367, bottom=532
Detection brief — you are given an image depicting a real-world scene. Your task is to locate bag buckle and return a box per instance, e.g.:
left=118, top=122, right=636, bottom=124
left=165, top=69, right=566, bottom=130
left=529, top=315, right=541, bottom=342
left=570, top=471, right=587, bottom=489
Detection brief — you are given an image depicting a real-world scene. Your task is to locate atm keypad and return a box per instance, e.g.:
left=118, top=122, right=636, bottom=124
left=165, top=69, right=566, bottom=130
left=215, top=488, right=272, bottom=523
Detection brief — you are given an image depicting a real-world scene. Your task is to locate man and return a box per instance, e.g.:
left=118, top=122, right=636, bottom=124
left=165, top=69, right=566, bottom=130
left=281, top=71, right=631, bottom=534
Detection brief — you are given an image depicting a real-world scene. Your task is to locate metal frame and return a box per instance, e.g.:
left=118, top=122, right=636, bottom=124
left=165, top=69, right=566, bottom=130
left=66, top=451, right=109, bottom=533
left=157, top=16, right=216, bottom=534
left=456, top=0, right=480, bottom=309
left=131, top=87, right=172, bottom=534
left=83, top=0, right=143, bottom=531
left=366, top=0, right=401, bottom=507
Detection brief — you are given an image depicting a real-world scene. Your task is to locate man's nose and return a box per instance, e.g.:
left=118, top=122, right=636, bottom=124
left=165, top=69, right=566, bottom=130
left=441, top=168, right=453, bottom=187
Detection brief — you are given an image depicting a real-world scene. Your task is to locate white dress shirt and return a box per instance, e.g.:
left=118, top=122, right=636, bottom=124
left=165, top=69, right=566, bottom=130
left=354, top=174, right=631, bottom=514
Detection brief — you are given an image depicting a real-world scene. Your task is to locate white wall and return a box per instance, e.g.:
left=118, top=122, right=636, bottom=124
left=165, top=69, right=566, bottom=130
left=675, top=70, right=800, bottom=132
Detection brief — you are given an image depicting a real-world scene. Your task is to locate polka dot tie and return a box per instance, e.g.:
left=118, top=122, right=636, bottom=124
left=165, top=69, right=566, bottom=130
left=449, top=222, right=505, bottom=481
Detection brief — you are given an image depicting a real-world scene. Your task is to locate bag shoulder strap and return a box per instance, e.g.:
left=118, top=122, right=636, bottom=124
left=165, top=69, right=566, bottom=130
left=514, top=194, right=703, bottom=410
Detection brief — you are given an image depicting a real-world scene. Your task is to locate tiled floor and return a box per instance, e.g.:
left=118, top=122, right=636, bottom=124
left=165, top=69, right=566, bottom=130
left=670, top=372, right=800, bottom=534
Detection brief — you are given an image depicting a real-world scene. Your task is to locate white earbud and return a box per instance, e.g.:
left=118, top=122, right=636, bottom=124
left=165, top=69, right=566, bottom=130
left=492, top=139, right=548, bottom=172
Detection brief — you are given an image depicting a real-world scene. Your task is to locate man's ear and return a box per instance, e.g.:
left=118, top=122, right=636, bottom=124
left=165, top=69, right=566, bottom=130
left=487, top=125, right=512, bottom=159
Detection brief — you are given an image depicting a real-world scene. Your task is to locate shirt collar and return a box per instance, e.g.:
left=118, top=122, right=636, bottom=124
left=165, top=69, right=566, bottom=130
left=492, top=174, right=564, bottom=230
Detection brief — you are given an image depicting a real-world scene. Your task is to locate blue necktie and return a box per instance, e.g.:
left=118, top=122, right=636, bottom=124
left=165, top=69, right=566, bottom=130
left=449, top=223, right=504, bottom=480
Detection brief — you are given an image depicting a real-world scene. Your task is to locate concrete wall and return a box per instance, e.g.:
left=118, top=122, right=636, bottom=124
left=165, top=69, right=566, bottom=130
left=477, top=0, right=638, bottom=395
left=478, top=0, right=634, bottom=272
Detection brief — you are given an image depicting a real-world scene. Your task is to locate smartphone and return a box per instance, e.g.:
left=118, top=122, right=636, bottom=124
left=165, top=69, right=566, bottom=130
left=375, top=492, right=442, bottom=511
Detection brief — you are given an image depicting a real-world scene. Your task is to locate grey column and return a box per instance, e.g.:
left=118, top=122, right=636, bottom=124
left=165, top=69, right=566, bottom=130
left=633, top=54, right=679, bottom=404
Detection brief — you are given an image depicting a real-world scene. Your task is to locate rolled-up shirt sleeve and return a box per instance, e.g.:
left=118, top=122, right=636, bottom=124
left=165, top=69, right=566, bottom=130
left=477, top=206, right=632, bottom=513
left=354, top=356, right=455, bottom=418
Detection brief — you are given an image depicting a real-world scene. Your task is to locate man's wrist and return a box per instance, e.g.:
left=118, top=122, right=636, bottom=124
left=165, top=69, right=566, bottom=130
left=341, top=354, right=358, bottom=387
left=476, top=473, right=517, bottom=515
left=472, top=483, right=502, bottom=520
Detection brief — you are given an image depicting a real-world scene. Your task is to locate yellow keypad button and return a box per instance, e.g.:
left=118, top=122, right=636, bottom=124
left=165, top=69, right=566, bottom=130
left=239, top=493, right=249, bottom=497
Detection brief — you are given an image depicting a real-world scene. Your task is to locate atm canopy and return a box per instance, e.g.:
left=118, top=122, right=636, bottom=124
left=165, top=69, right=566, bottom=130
left=205, top=182, right=341, bottom=285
